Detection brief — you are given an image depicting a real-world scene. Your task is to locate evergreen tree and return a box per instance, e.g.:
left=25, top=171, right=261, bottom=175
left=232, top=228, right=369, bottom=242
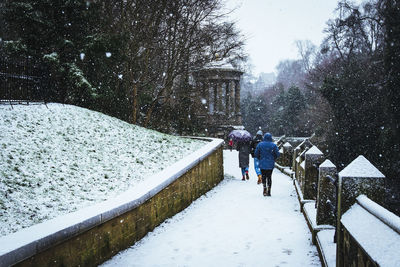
left=241, top=92, right=271, bottom=135
left=379, top=0, right=400, bottom=213
left=2, top=0, right=99, bottom=104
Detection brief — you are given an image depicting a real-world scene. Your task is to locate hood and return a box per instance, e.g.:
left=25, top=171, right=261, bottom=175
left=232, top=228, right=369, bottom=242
left=256, top=130, right=263, bottom=136
left=263, top=133, right=273, bottom=142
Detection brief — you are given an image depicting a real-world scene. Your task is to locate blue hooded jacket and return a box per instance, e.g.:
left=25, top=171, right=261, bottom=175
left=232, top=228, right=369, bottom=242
left=254, top=133, right=280, bottom=170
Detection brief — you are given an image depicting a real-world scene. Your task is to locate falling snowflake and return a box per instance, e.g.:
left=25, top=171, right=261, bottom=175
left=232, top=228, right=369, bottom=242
left=106, top=52, right=112, bottom=58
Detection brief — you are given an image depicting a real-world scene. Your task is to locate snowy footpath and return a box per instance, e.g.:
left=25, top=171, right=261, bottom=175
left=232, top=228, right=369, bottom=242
left=101, top=150, right=321, bottom=267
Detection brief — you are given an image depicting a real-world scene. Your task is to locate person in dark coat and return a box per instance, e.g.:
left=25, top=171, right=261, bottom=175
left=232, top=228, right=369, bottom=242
left=254, top=133, right=280, bottom=196
left=250, top=130, right=263, bottom=184
left=236, top=140, right=251, bottom=180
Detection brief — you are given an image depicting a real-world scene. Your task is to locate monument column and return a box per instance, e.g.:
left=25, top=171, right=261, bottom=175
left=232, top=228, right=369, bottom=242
left=225, top=81, right=230, bottom=116
left=217, top=81, right=223, bottom=113
left=234, top=80, right=241, bottom=124
left=209, top=81, right=214, bottom=114
left=213, top=82, right=218, bottom=113
left=230, top=81, right=235, bottom=116
left=202, top=81, right=209, bottom=113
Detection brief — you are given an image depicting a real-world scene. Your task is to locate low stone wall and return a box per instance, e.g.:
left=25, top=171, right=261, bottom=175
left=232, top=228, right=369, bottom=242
left=276, top=136, right=400, bottom=267
left=340, top=195, right=400, bottom=266
left=0, top=138, right=224, bottom=267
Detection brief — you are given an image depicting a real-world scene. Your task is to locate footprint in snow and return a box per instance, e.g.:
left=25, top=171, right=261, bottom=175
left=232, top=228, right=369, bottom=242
left=282, top=248, right=293, bottom=255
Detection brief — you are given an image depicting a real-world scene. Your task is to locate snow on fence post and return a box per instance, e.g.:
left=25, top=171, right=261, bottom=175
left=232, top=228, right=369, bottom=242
left=339, top=195, right=400, bottom=267
left=336, top=155, right=386, bottom=267
left=292, top=146, right=301, bottom=176
left=293, top=139, right=312, bottom=181
left=297, top=149, right=308, bottom=187
left=303, top=146, right=324, bottom=200
left=281, top=142, right=293, bottom=167
left=316, top=160, right=337, bottom=226
left=276, top=135, right=286, bottom=148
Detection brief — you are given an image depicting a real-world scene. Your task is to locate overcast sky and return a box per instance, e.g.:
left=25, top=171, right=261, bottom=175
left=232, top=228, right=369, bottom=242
left=223, top=0, right=345, bottom=75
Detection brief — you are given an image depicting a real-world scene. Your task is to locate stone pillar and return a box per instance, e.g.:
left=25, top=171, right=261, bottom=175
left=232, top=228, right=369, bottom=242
left=282, top=142, right=293, bottom=167
left=201, top=82, right=208, bottom=114
left=208, top=82, right=214, bottom=114
left=216, top=81, right=223, bottom=113
left=316, top=159, right=337, bottom=226
left=303, top=145, right=324, bottom=200
left=225, top=81, right=230, bottom=116
left=336, top=155, right=386, bottom=267
left=234, top=80, right=241, bottom=124
left=337, top=155, right=386, bottom=217
left=230, top=81, right=235, bottom=116
left=292, top=146, right=301, bottom=176
left=213, top=82, right=217, bottom=113
left=296, top=149, right=308, bottom=185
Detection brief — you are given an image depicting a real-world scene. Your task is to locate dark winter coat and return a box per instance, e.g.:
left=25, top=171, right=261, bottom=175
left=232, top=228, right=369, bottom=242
left=254, top=133, right=280, bottom=170
left=250, top=134, right=263, bottom=158
left=236, top=141, right=251, bottom=168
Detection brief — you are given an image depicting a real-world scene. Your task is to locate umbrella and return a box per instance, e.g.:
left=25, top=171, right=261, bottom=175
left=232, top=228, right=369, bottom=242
left=228, top=129, right=252, bottom=142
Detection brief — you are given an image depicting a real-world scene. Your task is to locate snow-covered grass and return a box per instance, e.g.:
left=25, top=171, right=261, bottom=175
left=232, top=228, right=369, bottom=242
left=0, top=103, right=206, bottom=237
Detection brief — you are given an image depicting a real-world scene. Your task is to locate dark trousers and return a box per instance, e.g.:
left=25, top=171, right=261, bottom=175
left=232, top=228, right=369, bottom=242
left=261, top=169, right=273, bottom=188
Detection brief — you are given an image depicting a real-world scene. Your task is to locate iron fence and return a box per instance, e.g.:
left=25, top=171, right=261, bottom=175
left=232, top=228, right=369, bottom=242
left=0, top=56, right=50, bottom=104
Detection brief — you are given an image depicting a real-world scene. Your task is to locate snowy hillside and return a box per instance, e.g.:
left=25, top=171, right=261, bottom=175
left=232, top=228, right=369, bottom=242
left=0, top=103, right=206, bottom=237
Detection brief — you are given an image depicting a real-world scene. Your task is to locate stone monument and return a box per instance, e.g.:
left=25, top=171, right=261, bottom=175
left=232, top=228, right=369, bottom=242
left=192, top=56, right=244, bottom=138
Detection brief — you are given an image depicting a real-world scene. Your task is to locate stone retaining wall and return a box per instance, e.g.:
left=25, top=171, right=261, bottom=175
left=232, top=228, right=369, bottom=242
left=0, top=138, right=224, bottom=267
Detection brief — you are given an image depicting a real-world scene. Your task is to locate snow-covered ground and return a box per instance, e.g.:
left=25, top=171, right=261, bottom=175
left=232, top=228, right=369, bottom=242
left=0, top=103, right=206, bottom=237
left=101, top=150, right=321, bottom=267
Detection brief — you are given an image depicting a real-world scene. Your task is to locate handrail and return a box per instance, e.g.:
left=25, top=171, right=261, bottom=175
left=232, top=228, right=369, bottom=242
left=356, top=195, right=400, bottom=235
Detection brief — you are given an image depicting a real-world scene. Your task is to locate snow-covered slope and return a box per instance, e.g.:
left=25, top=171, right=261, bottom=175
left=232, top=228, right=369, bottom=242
left=0, top=103, right=206, bottom=237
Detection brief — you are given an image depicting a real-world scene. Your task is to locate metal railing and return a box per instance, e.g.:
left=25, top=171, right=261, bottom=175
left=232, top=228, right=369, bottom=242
left=0, top=57, right=50, bottom=104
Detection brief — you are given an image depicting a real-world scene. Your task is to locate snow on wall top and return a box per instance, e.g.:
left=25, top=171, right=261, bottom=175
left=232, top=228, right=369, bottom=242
left=356, top=195, right=400, bottom=234
left=283, top=142, right=292, bottom=148
left=0, top=135, right=223, bottom=262
left=305, top=145, right=323, bottom=155
left=339, top=155, right=384, bottom=178
left=341, top=198, right=400, bottom=266
left=232, top=125, right=245, bottom=130
left=300, top=161, right=305, bottom=169
left=319, top=159, right=336, bottom=168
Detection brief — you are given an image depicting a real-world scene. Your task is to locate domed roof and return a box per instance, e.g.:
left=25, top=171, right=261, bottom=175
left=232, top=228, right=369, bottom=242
left=204, top=59, right=235, bottom=70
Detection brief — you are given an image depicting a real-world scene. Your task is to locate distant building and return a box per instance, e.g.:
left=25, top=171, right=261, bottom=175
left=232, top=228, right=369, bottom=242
left=192, top=58, right=244, bottom=139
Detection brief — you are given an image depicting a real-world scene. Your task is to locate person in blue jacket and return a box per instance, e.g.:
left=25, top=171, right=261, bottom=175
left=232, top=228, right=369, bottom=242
left=250, top=130, right=264, bottom=184
left=254, top=133, right=280, bottom=196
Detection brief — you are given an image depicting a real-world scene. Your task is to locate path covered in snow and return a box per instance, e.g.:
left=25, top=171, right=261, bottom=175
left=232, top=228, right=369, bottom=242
left=101, top=150, right=321, bottom=267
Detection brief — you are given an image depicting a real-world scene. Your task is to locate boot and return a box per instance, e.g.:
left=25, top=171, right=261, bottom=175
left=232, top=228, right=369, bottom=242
left=263, top=187, right=267, bottom=196
left=245, top=171, right=249, bottom=180
left=267, top=186, right=271, bottom=196
left=242, top=175, right=245, bottom=181
left=257, top=174, right=262, bottom=184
